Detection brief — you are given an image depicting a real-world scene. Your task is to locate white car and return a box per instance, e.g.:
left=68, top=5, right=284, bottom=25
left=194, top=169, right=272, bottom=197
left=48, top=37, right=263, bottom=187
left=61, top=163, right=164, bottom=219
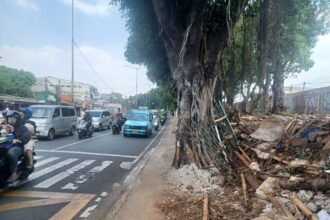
left=89, top=110, right=112, bottom=131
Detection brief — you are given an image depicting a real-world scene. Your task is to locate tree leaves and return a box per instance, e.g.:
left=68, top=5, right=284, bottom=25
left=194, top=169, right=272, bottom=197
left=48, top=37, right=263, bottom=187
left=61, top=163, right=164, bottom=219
left=0, top=65, right=36, bottom=97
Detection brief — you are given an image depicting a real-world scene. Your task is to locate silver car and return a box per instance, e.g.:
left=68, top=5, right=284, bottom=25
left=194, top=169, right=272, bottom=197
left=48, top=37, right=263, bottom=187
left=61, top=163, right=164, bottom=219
left=89, top=110, right=112, bottom=131
left=30, top=105, right=77, bottom=140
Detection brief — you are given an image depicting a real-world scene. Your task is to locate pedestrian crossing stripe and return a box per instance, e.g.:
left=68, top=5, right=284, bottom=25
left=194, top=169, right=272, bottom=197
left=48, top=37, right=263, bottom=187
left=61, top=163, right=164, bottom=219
left=34, top=160, right=96, bottom=188
left=21, top=157, right=114, bottom=190
left=0, top=191, right=95, bottom=220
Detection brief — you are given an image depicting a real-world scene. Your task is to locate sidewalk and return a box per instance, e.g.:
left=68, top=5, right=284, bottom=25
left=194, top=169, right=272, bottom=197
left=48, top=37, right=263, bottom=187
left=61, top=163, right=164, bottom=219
left=107, top=118, right=176, bottom=220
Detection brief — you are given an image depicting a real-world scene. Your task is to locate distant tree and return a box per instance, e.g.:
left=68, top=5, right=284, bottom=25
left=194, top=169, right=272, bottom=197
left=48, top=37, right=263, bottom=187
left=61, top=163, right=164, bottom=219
left=0, top=65, right=36, bottom=97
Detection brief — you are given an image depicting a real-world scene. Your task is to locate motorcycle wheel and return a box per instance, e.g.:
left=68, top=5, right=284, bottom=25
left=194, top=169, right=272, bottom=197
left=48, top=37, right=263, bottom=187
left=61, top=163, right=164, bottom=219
left=78, top=132, right=83, bottom=139
left=88, top=132, right=93, bottom=138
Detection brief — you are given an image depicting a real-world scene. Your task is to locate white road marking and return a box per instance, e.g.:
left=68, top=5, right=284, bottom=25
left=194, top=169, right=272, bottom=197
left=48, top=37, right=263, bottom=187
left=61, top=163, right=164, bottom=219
left=89, top=161, right=112, bottom=173
left=36, top=149, right=137, bottom=159
left=28, top=158, right=78, bottom=181
left=51, top=133, right=111, bottom=150
left=34, top=157, right=60, bottom=168
left=34, top=160, right=95, bottom=188
left=34, top=156, right=43, bottom=160
left=80, top=205, right=97, bottom=218
left=119, top=125, right=165, bottom=169
left=95, top=198, right=102, bottom=202
left=61, top=183, right=78, bottom=190
left=100, top=192, right=108, bottom=197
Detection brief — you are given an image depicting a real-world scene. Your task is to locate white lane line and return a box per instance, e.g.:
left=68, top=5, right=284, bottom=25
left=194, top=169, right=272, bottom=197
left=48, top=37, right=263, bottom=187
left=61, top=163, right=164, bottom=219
left=34, top=157, right=60, bottom=168
left=89, top=161, right=112, bottom=173
left=34, top=156, right=43, bottom=160
left=120, top=125, right=165, bottom=170
left=51, top=133, right=111, bottom=150
left=28, top=158, right=78, bottom=181
left=34, top=160, right=95, bottom=188
left=36, top=149, right=137, bottom=159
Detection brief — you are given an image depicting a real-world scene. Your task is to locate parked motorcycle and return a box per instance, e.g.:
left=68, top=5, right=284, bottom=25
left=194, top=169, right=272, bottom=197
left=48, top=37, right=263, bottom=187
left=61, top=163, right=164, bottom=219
left=77, top=120, right=94, bottom=139
left=0, top=147, right=37, bottom=188
left=112, top=119, right=123, bottom=134
left=153, top=117, right=159, bottom=131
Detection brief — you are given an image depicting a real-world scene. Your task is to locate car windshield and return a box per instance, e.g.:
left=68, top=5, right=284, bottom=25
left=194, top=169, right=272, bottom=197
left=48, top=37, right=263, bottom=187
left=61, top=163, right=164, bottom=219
left=89, top=111, right=102, bottom=117
left=127, top=113, right=148, bottom=121
left=31, top=107, right=53, bottom=118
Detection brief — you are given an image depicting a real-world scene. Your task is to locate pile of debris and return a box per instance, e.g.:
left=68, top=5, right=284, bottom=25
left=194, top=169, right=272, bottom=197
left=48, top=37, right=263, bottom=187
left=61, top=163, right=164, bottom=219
left=232, top=114, right=330, bottom=219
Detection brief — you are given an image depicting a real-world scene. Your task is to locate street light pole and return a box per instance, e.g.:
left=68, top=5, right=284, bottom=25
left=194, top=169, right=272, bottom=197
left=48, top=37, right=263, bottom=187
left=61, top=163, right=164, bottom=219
left=125, top=65, right=141, bottom=108
left=71, top=0, right=75, bottom=104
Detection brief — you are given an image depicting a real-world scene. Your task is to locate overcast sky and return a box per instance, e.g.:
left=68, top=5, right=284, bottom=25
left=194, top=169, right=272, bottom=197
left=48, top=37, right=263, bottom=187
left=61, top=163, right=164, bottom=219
left=0, top=0, right=329, bottom=96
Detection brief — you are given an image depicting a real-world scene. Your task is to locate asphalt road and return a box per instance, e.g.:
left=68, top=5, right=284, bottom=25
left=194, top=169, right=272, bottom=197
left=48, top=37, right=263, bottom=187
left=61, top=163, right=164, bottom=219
left=0, top=125, right=166, bottom=220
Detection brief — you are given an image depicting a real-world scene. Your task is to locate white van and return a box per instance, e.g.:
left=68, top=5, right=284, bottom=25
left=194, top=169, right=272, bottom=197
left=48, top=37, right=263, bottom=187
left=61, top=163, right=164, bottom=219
left=30, top=105, right=77, bottom=140
left=89, top=110, right=112, bottom=131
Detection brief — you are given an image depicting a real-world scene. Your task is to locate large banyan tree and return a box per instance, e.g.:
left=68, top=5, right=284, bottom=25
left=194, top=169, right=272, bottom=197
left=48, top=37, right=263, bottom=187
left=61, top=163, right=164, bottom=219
left=113, top=0, right=248, bottom=167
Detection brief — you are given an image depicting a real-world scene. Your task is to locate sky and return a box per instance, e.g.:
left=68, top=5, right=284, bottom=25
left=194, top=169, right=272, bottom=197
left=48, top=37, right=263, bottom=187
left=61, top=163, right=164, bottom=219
left=0, top=0, right=154, bottom=97
left=0, top=0, right=329, bottom=97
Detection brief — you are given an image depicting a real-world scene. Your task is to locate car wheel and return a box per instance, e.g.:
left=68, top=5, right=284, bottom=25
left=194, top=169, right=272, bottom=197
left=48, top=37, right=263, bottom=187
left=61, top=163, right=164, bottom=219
left=98, top=124, right=102, bottom=132
left=47, top=129, right=55, bottom=140
left=69, top=126, right=75, bottom=136
left=123, top=132, right=127, bottom=137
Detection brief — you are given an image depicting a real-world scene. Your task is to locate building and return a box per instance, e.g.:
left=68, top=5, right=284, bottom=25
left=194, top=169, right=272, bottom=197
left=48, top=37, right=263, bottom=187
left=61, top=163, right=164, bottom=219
left=32, top=76, right=99, bottom=109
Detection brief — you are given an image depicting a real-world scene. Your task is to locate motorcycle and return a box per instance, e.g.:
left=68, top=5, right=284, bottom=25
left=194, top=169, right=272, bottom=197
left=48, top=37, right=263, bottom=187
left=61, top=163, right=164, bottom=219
left=77, top=120, right=94, bottom=139
left=112, top=119, right=123, bottom=134
left=160, top=116, right=166, bottom=126
left=153, top=118, right=159, bottom=131
left=0, top=146, right=37, bottom=188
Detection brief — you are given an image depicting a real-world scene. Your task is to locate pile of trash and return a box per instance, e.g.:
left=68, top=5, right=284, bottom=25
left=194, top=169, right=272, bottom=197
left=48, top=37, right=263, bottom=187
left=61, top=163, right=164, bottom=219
left=231, top=114, right=330, bottom=219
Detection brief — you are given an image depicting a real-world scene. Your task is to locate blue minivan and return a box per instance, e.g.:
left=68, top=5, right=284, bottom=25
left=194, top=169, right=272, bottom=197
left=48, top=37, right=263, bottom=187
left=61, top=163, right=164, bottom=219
left=123, top=109, right=153, bottom=137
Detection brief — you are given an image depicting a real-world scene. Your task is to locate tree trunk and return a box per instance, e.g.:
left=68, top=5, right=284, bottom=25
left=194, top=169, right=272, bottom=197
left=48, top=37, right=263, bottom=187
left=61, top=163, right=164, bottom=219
left=258, top=0, right=270, bottom=114
left=151, top=0, right=236, bottom=168
left=272, top=0, right=285, bottom=113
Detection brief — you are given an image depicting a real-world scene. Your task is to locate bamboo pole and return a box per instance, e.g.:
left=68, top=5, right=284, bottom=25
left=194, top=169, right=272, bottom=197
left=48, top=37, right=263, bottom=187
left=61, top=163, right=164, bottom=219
left=240, top=173, right=248, bottom=206
left=203, top=194, right=209, bottom=220
left=290, top=193, right=318, bottom=220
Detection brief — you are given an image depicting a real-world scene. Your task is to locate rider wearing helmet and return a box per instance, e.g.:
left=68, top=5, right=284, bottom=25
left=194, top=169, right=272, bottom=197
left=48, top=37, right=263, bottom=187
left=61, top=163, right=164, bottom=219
left=19, top=108, right=36, bottom=171
left=5, top=110, right=31, bottom=183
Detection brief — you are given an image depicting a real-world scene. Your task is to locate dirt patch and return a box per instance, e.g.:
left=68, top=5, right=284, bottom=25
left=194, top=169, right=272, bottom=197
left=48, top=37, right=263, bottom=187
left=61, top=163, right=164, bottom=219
left=157, top=187, right=265, bottom=220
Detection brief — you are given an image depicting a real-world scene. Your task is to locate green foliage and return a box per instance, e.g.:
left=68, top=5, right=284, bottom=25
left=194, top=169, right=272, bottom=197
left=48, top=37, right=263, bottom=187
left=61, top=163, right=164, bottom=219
left=112, top=0, right=171, bottom=85
left=0, top=65, right=36, bottom=97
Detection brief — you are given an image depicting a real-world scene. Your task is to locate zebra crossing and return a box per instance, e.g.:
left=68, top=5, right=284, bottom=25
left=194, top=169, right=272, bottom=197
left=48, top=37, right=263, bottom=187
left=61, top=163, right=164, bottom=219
left=20, top=156, right=114, bottom=190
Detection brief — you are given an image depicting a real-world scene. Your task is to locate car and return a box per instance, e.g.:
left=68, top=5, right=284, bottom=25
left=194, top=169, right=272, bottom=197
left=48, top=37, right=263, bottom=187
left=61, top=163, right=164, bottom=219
left=123, top=109, right=153, bottom=137
left=88, top=110, right=112, bottom=131
left=30, top=105, right=77, bottom=140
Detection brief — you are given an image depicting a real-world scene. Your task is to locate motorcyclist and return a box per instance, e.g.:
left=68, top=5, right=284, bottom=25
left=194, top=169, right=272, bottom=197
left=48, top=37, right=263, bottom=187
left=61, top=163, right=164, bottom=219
left=5, top=110, right=31, bottom=183
left=19, top=108, right=36, bottom=171
left=82, top=111, right=92, bottom=131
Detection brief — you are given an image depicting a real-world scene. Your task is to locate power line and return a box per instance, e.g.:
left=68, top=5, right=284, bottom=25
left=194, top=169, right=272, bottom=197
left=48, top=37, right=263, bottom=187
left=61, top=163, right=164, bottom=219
left=74, top=41, right=112, bottom=92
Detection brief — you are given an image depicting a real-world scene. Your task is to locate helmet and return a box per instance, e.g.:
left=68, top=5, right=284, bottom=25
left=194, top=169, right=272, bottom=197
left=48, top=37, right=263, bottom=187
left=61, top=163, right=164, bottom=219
left=6, top=110, right=21, bottom=126
left=20, top=108, right=33, bottom=121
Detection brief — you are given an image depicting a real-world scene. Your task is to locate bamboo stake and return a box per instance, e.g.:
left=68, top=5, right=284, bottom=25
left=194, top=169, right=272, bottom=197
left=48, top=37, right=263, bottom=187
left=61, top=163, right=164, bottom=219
left=239, top=146, right=252, bottom=163
left=203, top=194, right=209, bottom=220
left=266, top=195, right=295, bottom=220
left=214, top=115, right=227, bottom=123
left=290, top=193, right=318, bottom=220
left=244, top=173, right=260, bottom=189
left=240, top=173, right=248, bottom=206
left=234, top=151, right=250, bottom=168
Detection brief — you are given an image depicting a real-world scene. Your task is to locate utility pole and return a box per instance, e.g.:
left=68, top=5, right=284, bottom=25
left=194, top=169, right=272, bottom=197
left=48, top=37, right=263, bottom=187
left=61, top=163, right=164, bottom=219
left=71, top=0, right=75, bottom=104
left=303, top=82, right=306, bottom=91
left=125, top=65, right=141, bottom=108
